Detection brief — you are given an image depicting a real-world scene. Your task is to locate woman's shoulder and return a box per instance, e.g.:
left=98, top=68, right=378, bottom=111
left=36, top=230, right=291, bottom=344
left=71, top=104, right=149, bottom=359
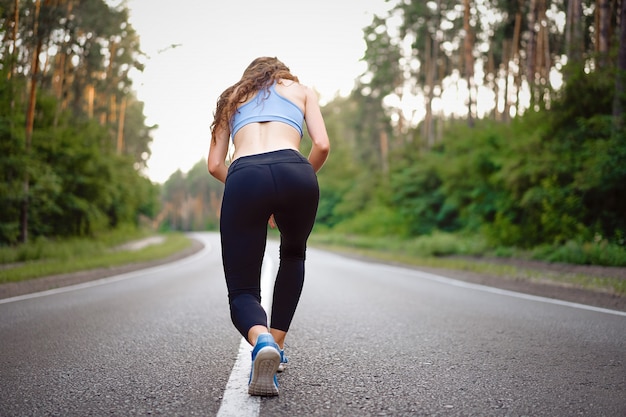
left=278, top=79, right=304, bottom=89
left=277, top=79, right=317, bottom=99
left=275, top=79, right=307, bottom=100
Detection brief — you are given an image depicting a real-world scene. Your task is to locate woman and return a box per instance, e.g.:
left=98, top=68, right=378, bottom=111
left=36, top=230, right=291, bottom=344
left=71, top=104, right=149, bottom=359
left=208, top=57, right=330, bottom=396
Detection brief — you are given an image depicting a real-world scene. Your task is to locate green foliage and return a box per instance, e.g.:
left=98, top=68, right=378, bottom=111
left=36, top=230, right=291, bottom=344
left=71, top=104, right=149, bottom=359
left=402, top=232, right=489, bottom=257
left=388, top=148, right=447, bottom=235
left=0, top=1, right=159, bottom=246
left=315, top=96, right=380, bottom=228
left=531, top=238, right=626, bottom=267
left=310, top=231, right=487, bottom=258
left=0, top=232, right=192, bottom=283
left=0, top=225, right=144, bottom=264
left=14, top=100, right=158, bottom=240
left=386, top=121, right=510, bottom=237
left=485, top=64, right=626, bottom=247
left=435, top=122, right=508, bottom=232
left=333, top=204, right=407, bottom=237
left=313, top=61, right=626, bottom=266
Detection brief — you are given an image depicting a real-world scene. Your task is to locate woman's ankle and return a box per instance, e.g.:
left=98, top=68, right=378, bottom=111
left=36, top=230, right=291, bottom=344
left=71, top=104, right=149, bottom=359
left=248, top=325, right=271, bottom=346
left=269, top=328, right=287, bottom=349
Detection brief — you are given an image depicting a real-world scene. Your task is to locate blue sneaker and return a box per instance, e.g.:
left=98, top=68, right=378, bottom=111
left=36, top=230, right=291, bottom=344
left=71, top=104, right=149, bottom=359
left=248, top=333, right=280, bottom=396
left=277, top=348, right=288, bottom=373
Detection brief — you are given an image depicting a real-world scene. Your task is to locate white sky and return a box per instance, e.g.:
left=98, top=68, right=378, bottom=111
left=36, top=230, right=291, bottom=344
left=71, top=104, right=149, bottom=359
left=125, top=0, right=393, bottom=183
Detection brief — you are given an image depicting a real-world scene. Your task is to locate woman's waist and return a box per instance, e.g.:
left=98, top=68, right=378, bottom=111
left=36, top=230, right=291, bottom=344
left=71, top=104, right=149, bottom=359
left=232, top=136, right=300, bottom=161
left=228, top=149, right=309, bottom=173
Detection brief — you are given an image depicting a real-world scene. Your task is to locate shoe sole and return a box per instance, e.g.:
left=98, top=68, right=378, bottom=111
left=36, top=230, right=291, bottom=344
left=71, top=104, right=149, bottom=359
left=248, top=346, right=280, bottom=396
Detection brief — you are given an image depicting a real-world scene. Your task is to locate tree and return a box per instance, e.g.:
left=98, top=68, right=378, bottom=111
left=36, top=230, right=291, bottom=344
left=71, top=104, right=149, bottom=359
left=324, top=0, right=626, bottom=250
left=0, top=0, right=158, bottom=245
left=565, top=0, right=584, bottom=64
left=596, top=0, right=611, bottom=68
left=21, top=0, right=43, bottom=243
left=360, top=13, right=402, bottom=171
left=613, top=0, right=626, bottom=128
left=463, top=0, right=475, bottom=126
left=395, top=0, right=464, bottom=145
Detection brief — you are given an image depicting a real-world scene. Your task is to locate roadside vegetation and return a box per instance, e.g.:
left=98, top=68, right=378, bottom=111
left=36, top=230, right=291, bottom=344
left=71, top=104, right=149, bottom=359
left=2, top=229, right=624, bottom=298
left=308, top=232, right=626, bottom=296
left=0, top=228, right=191, bottom=284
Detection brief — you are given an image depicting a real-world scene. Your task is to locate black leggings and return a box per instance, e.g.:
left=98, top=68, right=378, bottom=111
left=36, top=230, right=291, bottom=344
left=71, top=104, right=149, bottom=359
left=220, top=149, right=319, bottom=339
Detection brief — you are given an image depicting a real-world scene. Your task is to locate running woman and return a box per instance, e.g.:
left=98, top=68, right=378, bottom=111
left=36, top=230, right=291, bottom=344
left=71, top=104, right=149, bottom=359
left=208, top=57, right=330, bottom=396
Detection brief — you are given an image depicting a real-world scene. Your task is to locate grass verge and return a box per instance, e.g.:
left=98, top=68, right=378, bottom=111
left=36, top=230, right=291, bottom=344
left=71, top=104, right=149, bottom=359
left=0, top=233, right=192, bottom=284
left=308, top=233, right=626, bottom=296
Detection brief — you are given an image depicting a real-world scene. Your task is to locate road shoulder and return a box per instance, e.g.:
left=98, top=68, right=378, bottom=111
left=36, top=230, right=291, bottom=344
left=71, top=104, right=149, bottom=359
left=327, top=250, right=626, bottom=313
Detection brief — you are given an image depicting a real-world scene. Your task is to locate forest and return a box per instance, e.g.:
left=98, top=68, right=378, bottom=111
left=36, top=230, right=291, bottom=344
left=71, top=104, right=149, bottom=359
left=162, top=0, right=626, bottom=264
left=0, top=0, right=159, bottom=245
left=2, top=1, right=626, bottom=266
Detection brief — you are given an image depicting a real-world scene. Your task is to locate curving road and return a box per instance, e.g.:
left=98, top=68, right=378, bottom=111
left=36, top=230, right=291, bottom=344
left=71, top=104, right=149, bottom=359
left=1, top=232, right=624, bottom=416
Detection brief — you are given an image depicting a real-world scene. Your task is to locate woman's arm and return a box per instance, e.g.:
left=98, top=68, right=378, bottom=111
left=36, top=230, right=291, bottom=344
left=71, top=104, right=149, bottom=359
left=303, top=86, right=330, bottom=172
left=208, top=128, right=230, bottom=183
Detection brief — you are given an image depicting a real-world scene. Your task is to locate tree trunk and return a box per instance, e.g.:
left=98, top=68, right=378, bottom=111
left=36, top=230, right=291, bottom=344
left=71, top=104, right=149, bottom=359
left=613, top=0, right=626, bottom=128
left=596, top=0, right=610, bottom=68
left=431, top=0, right=441, bottom=143
left=8, top=0, right=19, bottom=80
left=117, top=96, right=127, bottom=154
left=379, top=130, right=389, bottom=174
left=512, top=2, right=522, bottom=117
left=463, top=0, right=475, bottom=127
left=86, top=84, right=95, bottom=118
left=526, top=0, right=538, bottom=106
left=566, top=0, right=584, bottom=64
left=487, top=39, right=497, bottom=120
left=423, top=34, right=434, bottom=146
left=7, top=0, right=19, bottom=119
left=421, top=0, right=441, bottom=147
left=527, top=0, right=537, bottom=79
left=502, top=39, right=511, bottom=122
left=21, top=0, right=43, bottom=244
left=53, top=0, right=74, bottom=127
left=536, top=0, right=550, bottom=104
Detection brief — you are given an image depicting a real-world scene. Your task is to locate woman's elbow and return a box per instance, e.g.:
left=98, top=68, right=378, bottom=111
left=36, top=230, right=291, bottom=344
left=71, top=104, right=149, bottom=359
left=207, top=160, right=221, bottom=177
left=317, top=141, right=330, bottom=157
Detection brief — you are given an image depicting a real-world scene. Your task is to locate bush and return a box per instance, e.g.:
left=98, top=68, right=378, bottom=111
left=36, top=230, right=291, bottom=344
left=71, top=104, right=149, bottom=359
left=404, top=232, right=488, bottom=257
left=531, top=238, right=626, bottom=266
left=333, top=204, right=408, bottom=237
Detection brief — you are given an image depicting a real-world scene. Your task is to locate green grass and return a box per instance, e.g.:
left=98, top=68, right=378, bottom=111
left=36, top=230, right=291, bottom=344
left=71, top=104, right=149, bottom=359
left=0, top=232, right=192, bottom=284
left=308, top=232, right=626, bottom=296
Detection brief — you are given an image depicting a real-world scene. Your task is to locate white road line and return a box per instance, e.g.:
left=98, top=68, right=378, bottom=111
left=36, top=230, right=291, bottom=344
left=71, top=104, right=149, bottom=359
left=216, top=339, right=257, bottom=417
left=217, top=255, right=276, bottom=417
left=380, top=264, right=626, bottom=317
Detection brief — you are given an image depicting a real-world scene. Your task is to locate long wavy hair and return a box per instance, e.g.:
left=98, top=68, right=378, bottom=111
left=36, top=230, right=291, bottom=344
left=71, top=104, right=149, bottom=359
left=210, top=57, right=299, bottom=143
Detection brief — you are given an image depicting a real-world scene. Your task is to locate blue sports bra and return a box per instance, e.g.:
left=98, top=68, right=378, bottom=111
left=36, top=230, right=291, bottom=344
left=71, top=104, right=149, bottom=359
left=230, top=83, right=304, bottom=140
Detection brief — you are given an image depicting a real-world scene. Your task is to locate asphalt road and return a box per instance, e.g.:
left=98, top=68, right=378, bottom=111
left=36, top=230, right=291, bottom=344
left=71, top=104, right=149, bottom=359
left=1, top=232, right=624, bottom=416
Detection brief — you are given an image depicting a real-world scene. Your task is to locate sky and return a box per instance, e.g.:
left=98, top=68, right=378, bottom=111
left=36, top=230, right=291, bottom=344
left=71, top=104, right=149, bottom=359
left=124, top=0, right=394, bottom=183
